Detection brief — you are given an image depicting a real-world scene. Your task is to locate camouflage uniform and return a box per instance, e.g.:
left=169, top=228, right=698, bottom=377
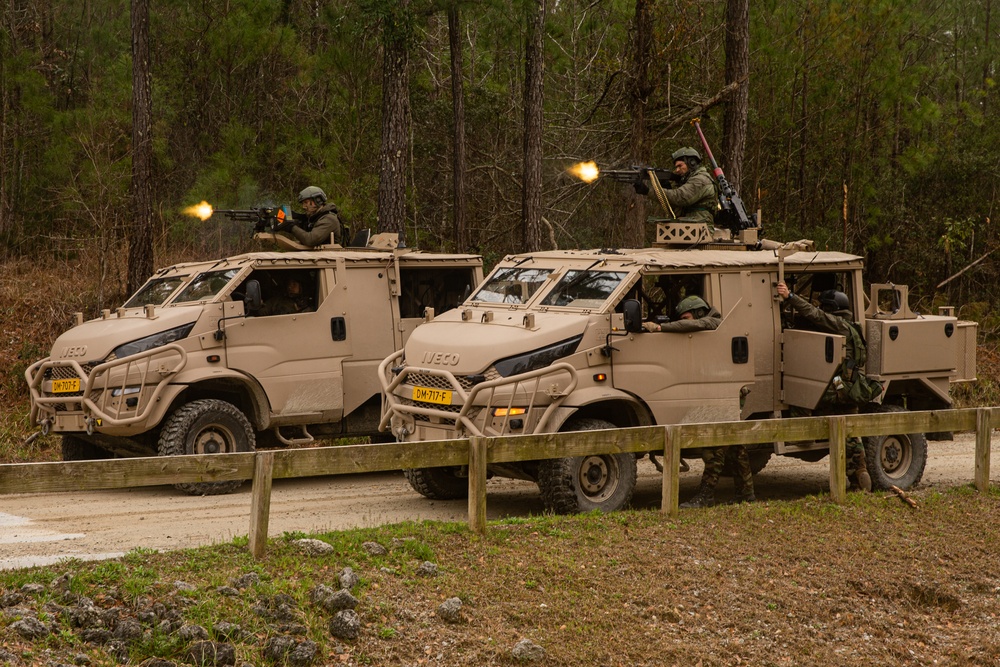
left=655, top=296, right=756, bottom=508
left=784, top=292, right=870, bottom=490
left=685, top=445, right=755, bottom=505
left=664, top=165, right=717, bottom=226
left=290, top=203, right=342, bottom=247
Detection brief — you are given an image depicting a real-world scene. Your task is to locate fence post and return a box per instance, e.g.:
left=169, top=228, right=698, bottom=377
left=661, top=425, right=680, bottom=517
left=468, top=436, right=487, bottom=535
left=975, top=408, right=992, bottom=493
left=828, top=416, right=846, bottom=504
left=249, top=451, right=275, bottom=559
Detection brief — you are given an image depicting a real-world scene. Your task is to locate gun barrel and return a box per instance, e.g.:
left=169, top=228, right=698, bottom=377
left=600, top=167, right=673, bottom=185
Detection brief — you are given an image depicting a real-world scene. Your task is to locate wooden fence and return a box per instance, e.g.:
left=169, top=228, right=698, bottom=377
left=0, top=408, right=995, bottom=559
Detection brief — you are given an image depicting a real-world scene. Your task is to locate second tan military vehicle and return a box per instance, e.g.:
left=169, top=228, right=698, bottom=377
left=379, top=223, right=977, bottom=513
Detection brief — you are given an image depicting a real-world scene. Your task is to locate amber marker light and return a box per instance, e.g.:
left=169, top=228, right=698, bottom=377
left=593, top=373, right=607, bottom=382
left=207, top=354, right=221, bottom=363
left=493, top=407, right=527, bottom=417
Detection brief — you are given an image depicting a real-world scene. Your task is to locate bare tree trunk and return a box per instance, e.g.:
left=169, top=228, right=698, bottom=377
left=521, top=0, right=545, bottom=253
left=377, top=0, right=411, bottom=236
left=624, top=0, right=653, bottom=247
left=128, top=0, right=154, bottom=294
left=448, top=5, right=468, bottom=251
left=722, top=0, right=749, bottom=191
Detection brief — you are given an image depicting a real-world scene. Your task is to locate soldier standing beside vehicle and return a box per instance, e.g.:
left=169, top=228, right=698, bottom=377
left=662, top=147, right=718, bottom=226
left=776, top=280, right=873, bottom=492
left=643, top=296, right=757, bottom=507
left=281, top=186, right=342, bottom=247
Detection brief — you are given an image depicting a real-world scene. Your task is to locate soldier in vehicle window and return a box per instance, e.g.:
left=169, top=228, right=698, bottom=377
left=261, top=277, right=310, bottom=316
left=776, top=280, right=873, bottom=492
left=641, top=295, right=720, bottom=333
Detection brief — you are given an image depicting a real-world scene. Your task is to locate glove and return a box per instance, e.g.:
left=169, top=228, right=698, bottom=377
left=642, top=321, right=660, bottom=333
left=274, top=219, right=298, bottom=233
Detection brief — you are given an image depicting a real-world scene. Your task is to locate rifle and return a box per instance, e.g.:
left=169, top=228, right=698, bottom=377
left=214, top=206, right=295, bottom=233
left=599, top=166, right=674, bottom=194
left=690, top=118, right=755, bottom=233
left=598, top=166, right=679, bottom=218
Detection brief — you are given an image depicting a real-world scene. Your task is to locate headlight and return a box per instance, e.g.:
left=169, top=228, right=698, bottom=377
left=111, top=323, right=195, bottom=359
left=493, top=335, right=582, bottom=377
left=111, top=386, right=142, bottom=397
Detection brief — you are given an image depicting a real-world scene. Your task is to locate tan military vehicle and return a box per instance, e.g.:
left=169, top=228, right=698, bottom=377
left=26, top=232, right=482, bottom=494
left=379, top=222, right=977, bottom=513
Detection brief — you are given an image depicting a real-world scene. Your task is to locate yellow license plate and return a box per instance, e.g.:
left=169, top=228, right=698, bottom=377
left=412, top=386, right=453, bottom=405
left=52, top=378, right=81, bottom=393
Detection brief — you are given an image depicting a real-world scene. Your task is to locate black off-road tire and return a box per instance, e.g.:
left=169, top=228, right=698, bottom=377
left=61, top=435, right=109, bottom=461
left=863, top=404, right=927, bottom=490
left=537, top=417, right=637, bottom=514
left=404, top=467, right=469, bottom=500
left=157, top=399, right=256, bottom=495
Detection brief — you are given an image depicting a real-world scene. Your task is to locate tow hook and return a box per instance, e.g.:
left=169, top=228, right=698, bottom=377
left=39, top=418, right=52, bottom=436
left=85, top=417, right=97, bottom=436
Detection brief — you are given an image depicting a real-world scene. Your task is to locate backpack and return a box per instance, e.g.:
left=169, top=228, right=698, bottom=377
left=839, top=322, right=883, bottom=405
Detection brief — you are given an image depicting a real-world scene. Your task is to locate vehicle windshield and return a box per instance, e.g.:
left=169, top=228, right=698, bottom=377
left=540, top=270, right=628, bottom=309
left=470, top=267, right=554, bottom=304
left=172, top=268, right=242, bottom=303
left=123, top=276, right=188, bottom=308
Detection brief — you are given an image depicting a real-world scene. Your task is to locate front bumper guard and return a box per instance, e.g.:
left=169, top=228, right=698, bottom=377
left=378, top=350, right=578, bottom=439
left=26, top=344, right=188, bottom=433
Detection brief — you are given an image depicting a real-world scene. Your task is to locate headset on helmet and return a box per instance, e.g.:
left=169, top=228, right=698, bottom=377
left=819, top=290, right=850, bottom=312
left=675, top=295, right=709, bottom=317
left=298, top=186, right=327, bottom=205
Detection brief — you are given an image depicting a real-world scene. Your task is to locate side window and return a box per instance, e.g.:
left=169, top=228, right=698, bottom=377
left=640, top=273, right=708, bottom=323
left=399, top=268, right=478, bottom=318
left=239, top=269, right=321, bottom=317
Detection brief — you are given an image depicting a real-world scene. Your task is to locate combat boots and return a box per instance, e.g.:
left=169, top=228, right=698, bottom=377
left=680, top=486, right=716, bottom=509
left=730, top=491, right=756, bottom=504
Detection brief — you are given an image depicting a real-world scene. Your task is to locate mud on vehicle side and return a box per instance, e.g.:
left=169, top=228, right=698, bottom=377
left=379, top=228, right=977, bottom=513
left=26, top=235, right=482, bottom=495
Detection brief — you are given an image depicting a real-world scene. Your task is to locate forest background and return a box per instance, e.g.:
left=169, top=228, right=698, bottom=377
left=1, top=0, right=999, bottom=458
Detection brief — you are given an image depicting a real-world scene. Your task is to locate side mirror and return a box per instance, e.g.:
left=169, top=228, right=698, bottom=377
left=243, top=280, right=263, bottom=313
left=622, top=299, right=643, bottom=333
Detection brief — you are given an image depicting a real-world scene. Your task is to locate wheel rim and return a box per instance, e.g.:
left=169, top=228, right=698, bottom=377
left=880, top=434, right=912, bottom=479
left=577, top=455, right=620, bottom=501
left=191, top=423, right=237, bottom=455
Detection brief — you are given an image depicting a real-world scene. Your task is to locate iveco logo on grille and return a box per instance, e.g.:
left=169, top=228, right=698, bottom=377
left=59, top=345, right=88, bottom=358
left=422, top=351, right=460, bottom=366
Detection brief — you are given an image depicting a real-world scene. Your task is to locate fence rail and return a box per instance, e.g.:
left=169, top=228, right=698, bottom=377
left=1, top=407, right=995, bottom=559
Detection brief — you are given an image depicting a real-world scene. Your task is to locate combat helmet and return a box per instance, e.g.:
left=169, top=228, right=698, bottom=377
left=819, top=290, right=850, bottom=313
left=675, top=295, right=709, bottom=318
left=671, top=147, right=702, bottom=163
left=298, top=186, right=327, bottom=205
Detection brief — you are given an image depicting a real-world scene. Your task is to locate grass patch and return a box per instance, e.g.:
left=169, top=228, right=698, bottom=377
left=3, top=491, right=1000, bottom=666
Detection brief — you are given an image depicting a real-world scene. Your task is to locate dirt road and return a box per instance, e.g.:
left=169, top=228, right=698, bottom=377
left=1, top=433, right=995, bottom=570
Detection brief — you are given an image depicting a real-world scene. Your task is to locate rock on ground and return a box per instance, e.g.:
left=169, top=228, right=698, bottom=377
left=329, top=610, right=361, bottom=641
left=437, top=597, right=463, bottom=623
left=511, top=638, right=546, bottom=661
